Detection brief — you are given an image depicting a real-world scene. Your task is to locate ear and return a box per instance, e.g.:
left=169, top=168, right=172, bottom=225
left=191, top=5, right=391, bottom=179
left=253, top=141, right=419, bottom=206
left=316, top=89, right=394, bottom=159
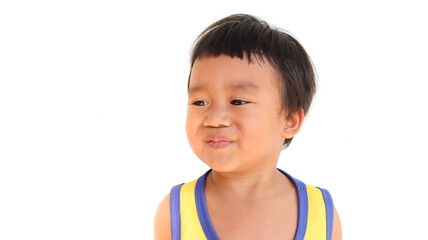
left=281, top=109, right=305, bottom=139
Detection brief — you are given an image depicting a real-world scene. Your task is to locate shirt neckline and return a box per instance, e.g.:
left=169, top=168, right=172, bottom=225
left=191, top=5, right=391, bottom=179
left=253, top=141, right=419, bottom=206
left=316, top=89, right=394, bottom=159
left=194, top=168, right=308, bottom=240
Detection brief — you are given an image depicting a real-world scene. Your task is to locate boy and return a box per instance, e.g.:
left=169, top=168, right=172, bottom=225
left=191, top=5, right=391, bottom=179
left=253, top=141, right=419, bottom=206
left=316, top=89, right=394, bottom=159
left=154, top=14, right=342, bottom=240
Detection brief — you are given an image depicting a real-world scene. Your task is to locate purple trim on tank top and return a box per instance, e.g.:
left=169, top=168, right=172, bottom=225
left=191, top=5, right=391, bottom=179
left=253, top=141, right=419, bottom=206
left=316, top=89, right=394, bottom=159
left=194, top=168, right=308, bottom=240
left=319, top=188, right=334, bottom=240
left=195, top=170, right=220, bottom=240
left=170, top=183, right=184, bottom=240
left=277, top=168, right=308, bottom=240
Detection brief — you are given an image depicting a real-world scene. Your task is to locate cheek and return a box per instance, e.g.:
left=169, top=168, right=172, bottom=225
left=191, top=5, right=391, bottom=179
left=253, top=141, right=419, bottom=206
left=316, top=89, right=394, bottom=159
left=235, top=106, right=272, bottom=127
left=234, top=112, right=264, bottom=143
left=185, top=111, right=201, bottom=145
left=185, top=115, right=194, bottom=139
left=237, top=109, right=282, bottom=143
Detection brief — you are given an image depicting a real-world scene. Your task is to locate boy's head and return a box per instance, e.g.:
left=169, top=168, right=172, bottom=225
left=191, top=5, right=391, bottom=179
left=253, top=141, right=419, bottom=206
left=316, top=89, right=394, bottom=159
left=188, top=14, right=316, bottom=149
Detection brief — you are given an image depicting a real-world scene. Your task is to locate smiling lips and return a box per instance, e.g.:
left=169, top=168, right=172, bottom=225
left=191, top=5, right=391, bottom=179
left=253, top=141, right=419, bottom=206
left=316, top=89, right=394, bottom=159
left=205, top=136, right=233, bottom=149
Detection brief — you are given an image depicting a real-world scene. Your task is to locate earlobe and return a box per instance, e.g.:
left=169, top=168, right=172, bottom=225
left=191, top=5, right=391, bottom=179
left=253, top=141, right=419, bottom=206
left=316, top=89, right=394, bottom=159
left=281, top=109, right=304, bottom=139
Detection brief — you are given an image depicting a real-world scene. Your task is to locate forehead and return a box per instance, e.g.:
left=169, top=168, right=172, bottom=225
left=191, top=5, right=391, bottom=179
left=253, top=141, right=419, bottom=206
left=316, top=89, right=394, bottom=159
left=188, top=54, right=279, bottom=92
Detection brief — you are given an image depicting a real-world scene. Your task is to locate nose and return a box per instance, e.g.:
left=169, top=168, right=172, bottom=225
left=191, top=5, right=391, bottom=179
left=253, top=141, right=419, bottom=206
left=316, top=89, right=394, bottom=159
left=203, top=103, right=232, bottom=128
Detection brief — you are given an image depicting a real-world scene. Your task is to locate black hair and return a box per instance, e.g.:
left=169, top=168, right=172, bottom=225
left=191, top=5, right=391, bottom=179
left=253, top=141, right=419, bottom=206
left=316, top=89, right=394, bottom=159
left=189, top=14, right=316, bottom=148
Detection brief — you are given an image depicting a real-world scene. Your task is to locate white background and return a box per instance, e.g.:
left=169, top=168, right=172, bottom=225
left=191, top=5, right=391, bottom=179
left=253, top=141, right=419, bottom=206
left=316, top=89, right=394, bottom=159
left=1, top=1, right=427, bottom=239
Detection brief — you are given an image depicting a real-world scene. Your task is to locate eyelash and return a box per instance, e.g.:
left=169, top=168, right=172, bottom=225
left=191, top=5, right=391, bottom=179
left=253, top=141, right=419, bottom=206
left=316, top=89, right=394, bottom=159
left=230, top=99, right=249, bottom=105
left=192, top=100, right=208, bottom=106
left=192, top=99, right=249, bottom=106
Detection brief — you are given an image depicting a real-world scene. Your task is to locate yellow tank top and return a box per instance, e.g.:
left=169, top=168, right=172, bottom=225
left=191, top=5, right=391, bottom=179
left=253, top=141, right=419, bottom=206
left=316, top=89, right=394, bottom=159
left=170, top=169, right=334, bottom=240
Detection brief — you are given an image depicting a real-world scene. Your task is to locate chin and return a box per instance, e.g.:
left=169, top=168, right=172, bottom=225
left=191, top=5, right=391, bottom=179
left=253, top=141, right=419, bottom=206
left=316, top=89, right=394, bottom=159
left=201, top=157, right=241, bottom=174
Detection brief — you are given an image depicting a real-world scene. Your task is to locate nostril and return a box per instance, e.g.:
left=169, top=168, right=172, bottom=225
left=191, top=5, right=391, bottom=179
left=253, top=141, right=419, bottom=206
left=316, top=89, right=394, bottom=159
left=203, top=104, right=232, bottom=127
left=203, top=116, right=231, bottom=128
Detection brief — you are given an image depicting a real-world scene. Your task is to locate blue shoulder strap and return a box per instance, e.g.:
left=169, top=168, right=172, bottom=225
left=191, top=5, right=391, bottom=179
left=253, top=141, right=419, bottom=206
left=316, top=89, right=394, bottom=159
left=195, top=170, right=220, bottom=240
left=170, top=184, right=183, bottom=240
left=319, top=188, right=334, bottom=240
left=277, top=169, right=308, bottom=240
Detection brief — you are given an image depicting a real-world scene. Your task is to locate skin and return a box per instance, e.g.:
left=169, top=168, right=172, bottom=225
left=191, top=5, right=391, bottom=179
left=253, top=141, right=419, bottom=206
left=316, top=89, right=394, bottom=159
left=154, top=55, right=342, bottom=239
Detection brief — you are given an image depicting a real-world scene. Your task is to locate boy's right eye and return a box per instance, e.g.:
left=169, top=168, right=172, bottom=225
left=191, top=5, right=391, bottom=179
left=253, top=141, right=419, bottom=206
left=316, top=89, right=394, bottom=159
left=192, top=100, right=208, bottom=106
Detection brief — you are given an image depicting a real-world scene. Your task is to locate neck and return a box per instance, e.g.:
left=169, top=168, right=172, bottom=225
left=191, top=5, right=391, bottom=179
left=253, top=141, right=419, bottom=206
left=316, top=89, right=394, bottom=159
left=207, top=167, right=289, bottom=200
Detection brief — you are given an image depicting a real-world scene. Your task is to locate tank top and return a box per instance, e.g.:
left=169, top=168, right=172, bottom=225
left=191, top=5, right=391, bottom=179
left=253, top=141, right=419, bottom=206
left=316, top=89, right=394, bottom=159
left=170, top=169, right=334, bottom=240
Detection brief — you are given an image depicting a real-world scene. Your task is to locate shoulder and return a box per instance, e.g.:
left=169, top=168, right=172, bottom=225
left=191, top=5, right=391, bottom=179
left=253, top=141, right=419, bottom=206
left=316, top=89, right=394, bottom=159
left=307, top=184, right=342, bottom=240
left=293, top=175, right=342, bottom=240
left=332, top=206, right=343, bottom=240
left=153, top=179, right=199, bottom=240
left=309, top=185, right=342, bottom=240
left=154, top=193, right=171, bottom=240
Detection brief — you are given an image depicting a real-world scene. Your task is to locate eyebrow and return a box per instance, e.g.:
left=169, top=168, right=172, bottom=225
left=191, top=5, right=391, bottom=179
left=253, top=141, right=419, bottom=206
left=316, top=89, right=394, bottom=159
left=188, top=84, right=205, bottom=93
left=227, top=82, right=259, bottom=91
left=188, top=81, right=259, bottom=93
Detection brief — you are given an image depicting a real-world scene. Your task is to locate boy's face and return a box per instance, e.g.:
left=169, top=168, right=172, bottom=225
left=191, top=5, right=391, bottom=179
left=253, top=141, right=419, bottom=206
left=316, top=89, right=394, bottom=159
left=186, top=54, right=288, bottom=174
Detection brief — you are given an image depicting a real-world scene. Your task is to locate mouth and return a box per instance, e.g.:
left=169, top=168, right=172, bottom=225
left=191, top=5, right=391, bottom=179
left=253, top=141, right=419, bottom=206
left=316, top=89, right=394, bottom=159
left=206, top=140, right=233, bottom=149
left=205, top=135, right=233, bottom=149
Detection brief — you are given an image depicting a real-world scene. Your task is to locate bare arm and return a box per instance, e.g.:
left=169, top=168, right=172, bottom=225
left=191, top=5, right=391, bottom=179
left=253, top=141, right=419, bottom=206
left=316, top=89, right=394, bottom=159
left=332, top=206, right=342, bottom=240
left=154, top=193, right=171, bottom=240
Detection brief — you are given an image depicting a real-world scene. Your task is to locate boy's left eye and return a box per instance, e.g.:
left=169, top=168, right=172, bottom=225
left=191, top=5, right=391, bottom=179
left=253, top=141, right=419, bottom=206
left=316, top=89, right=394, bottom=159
left=192, top=100, right=208, bottom=106
left=230, top=99, right=249, bottom=105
